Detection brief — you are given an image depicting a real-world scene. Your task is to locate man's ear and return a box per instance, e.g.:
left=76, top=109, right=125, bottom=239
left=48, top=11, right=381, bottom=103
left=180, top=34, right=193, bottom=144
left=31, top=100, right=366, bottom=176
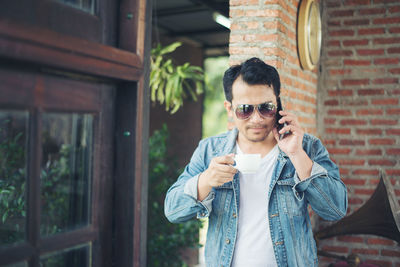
left=225, top=101, right=235, bottom=130
left=224, top=100, right=232, bottom=113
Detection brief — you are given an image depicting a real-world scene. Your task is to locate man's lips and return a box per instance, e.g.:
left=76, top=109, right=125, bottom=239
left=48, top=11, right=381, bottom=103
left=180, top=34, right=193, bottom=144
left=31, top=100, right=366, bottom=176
left=247, top=125, right=267, bottom=130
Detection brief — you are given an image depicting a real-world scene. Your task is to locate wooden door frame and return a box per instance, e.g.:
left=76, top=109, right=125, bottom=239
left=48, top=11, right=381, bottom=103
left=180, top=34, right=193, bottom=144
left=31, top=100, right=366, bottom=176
left=114, top=0, right=152, bottom=266
left=0, top=0, right=152, bottom=266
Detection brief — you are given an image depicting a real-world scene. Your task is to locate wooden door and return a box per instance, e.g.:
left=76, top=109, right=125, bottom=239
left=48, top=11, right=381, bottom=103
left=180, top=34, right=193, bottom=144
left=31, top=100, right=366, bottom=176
left=0, top=0, right=150, bottom=266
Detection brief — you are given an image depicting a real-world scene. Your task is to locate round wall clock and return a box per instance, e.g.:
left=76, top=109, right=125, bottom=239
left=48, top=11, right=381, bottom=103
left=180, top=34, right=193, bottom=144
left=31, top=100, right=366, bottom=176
left=297, top=0, right=322, bottom=70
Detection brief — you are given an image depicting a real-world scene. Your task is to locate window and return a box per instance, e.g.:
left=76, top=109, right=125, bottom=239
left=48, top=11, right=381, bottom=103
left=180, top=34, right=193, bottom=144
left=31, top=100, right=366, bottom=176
left=54, top=0, right=96, bottom=14
left=0, top=70, right=112, bottom=267
left=0, top=111, right=29, bottom=248
left=0, top=0, right=150, bottom=265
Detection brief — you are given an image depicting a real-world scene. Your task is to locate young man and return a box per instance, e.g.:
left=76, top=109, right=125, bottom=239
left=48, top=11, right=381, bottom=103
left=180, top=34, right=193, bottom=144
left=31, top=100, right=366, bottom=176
left=164, top=57, right=347, bottom=267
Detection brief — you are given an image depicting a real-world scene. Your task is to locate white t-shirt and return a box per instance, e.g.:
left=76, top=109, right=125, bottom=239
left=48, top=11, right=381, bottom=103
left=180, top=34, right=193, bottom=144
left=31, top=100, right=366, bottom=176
left=231, top=144, right=279, bottom=267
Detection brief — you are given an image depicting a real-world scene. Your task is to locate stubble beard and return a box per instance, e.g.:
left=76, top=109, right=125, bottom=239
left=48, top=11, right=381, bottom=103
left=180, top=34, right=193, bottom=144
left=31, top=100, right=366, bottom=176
left=244, top=124, right=272, bottom=143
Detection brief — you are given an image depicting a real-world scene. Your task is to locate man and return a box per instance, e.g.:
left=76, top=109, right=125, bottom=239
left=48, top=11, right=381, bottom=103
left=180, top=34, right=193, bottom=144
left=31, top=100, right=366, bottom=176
left=164, top=57, right=347, bottom=267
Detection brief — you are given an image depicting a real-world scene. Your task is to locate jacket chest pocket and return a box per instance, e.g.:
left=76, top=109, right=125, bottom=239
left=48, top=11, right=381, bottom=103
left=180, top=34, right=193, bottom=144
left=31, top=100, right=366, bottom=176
left=212, top=185, right=233, bottom=216
left=211, top=186, right=233, bottom=233
left=276, top=176, right=306, bottom=217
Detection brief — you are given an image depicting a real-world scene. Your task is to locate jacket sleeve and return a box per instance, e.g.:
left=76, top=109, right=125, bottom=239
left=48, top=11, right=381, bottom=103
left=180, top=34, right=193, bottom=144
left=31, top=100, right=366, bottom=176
left=292, top=137, right=348, bottom=221
left=164, top=141, right=215, bottom=223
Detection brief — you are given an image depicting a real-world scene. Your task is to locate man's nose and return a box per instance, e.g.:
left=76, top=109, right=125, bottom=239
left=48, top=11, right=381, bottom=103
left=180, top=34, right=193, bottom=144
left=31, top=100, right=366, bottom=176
left=249, top=108, right=264, bottom=122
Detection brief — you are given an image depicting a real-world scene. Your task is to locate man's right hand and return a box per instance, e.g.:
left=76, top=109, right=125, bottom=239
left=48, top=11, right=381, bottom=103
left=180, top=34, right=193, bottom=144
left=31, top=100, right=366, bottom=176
left=197, top=154, right=237, bottom=201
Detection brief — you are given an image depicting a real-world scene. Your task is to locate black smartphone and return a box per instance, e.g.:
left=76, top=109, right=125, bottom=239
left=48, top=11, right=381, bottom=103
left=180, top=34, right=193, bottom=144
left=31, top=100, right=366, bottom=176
left=276, top=98, right=289, bottom=140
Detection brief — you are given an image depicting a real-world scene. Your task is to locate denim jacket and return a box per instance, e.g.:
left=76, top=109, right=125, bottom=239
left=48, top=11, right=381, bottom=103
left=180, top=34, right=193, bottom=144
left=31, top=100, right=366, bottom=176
left=165, top=128, right=348, bottom=267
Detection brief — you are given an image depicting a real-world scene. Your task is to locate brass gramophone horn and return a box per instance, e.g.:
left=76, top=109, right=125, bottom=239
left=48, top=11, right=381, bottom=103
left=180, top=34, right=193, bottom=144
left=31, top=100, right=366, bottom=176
left=315, top=170, right=400, bottom=243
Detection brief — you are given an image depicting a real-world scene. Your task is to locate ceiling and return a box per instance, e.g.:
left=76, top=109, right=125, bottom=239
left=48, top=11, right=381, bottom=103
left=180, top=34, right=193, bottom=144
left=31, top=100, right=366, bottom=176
left=152, top=0, right=230, bottom=57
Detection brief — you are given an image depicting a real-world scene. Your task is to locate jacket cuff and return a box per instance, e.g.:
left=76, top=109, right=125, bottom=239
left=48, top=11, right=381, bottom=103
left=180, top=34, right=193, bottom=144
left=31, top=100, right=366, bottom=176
left=292, top=162, right=328, bottom=200
left=183, top=175, right=214, bottom=218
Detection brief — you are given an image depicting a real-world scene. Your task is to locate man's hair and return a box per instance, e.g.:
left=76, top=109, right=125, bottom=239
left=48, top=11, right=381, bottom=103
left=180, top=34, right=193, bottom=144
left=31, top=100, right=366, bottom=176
left=222, top=57, right=281, bottom=102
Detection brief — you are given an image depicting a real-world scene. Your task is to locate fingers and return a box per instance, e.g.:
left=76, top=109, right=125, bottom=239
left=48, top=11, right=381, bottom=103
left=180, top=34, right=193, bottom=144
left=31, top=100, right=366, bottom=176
left=275, top=111, right=305, bottom=140
left=205, top=154, right=238, bottom=187
left=272, top=127, right=280, bottom=141
left=278, top=124, right=304, bottom=136
left=277, top=110, right=299, bottom=127
left=205, top=167, right=236, bottom=187
left=223, top=164, right=239, bottom=174
left=213, top=154, right=235, bottom=165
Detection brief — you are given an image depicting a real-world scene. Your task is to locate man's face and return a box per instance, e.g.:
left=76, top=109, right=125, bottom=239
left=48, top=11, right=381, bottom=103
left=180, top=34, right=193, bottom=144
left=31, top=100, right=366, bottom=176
left=224, top=76, right=277, bottom=143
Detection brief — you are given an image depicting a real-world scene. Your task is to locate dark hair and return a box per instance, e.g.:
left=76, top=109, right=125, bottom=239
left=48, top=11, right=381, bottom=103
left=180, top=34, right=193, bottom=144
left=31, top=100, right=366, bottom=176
left=222, top=57, right=281, bottom=102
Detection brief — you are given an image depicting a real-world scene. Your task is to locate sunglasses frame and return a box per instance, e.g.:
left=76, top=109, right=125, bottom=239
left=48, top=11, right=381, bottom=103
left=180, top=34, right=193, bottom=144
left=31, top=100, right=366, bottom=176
left=232, top=102, right=277, bottom=120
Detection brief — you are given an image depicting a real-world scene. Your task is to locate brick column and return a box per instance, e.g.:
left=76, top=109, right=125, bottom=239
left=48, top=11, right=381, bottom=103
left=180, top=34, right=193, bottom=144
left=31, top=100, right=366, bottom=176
left=319, top=1, right=400, bottom=266
left=229, top=0, right=400, bottom=266
left=229, top=0, right=318, bottom=135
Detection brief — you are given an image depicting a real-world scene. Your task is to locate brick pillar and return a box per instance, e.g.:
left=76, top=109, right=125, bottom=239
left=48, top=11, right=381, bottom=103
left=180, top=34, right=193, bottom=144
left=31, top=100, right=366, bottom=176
left=229, top=0, right=318, bottom=135
left=319, top=1, right=400, bottom=266
left=229, top=0, right=400, bottom=266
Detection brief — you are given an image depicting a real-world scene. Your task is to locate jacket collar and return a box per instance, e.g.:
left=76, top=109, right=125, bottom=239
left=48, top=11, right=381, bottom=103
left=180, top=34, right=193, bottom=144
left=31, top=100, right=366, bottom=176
left=220, top=127, right=289, bottom=159
left=214, top=127, right=238, bottom=156
left=226, top=127, right=238, bottom=154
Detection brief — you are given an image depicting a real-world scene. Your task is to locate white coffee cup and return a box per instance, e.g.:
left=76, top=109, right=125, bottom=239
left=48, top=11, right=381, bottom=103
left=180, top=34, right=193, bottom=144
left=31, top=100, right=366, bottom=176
left=234, top=154, right=261, bottom=174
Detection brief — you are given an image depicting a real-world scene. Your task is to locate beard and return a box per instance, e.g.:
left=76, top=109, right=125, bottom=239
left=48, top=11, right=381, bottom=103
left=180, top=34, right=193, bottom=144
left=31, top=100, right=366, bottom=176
left=244, top=124, right=272, bottom=142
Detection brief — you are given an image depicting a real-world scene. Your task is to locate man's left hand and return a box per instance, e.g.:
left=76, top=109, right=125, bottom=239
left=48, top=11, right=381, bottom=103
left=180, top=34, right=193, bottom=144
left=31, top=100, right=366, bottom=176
left=272, top=110, right=313, bottom=180
left=272, top=110, right=304, bottom=156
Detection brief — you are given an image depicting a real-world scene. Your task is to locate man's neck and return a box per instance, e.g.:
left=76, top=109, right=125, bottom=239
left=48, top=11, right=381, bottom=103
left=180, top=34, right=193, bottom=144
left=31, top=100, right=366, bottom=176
left=237, top=132, right=277, bottom=157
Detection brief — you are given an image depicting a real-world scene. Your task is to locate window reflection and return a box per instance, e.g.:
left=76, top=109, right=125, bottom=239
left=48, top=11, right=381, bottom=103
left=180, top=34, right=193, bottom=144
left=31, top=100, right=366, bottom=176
left=40, top=243, right=91, bottom=267
left=4, top=262, right=27, bottom=267
left=54, top=0, right=95, bottom=15
left=0, top=111, right=28, bottom=247
left=41, top=113, right=93, bottom=236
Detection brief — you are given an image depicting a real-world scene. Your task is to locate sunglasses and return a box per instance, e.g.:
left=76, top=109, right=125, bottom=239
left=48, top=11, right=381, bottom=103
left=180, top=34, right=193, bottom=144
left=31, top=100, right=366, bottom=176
left=232, top=102, right=277, bottom=120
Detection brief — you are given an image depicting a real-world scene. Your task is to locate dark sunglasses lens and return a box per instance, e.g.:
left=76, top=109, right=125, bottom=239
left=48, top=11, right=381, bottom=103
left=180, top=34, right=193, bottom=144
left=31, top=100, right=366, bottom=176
left=258, top=103, right=276, bottom=117
left=236, top=104, right=254, bottom=119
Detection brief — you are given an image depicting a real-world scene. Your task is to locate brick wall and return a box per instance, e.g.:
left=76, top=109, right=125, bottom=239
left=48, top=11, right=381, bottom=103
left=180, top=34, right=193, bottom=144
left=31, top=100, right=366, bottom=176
left=229, top=0, right=400, bottom=266
left=319, top=0, right=400, bottom=266
left=229, top=0, right=318, bottom=135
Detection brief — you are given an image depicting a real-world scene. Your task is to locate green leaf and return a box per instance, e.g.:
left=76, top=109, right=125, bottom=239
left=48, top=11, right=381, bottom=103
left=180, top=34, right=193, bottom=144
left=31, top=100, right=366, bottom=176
left=2, top=211, right=8, bottom=223
left=150, top=42, right=205, bottom=113
left=195, top=81, right=204, bottom=94
left=157, top=80, right=165, bottom=104
left=159, top=42, right=182, bottom=55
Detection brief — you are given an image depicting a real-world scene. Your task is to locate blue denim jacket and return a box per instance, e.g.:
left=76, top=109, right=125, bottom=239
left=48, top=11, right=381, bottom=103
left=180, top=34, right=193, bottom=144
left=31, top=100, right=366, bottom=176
left=165, top=128, right=348, bottom=267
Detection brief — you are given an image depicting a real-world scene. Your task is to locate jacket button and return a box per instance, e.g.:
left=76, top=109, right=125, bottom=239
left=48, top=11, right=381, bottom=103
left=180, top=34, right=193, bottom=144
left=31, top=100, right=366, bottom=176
left=232, top=213, right=237, bottom=218
left=225, top=238, right=230, bottom=244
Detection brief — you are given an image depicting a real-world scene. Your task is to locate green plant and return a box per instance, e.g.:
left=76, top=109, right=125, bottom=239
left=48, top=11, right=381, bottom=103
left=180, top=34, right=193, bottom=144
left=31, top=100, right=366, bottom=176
left=0, top=117, right=88, bottom=244
left=150, top=42, right=205, bottom=114
left=0, top=119, right=27, bottom=244
left=40, top=143, right=74, bottom=236
left=147, top=124, right=202, bottom=267
left=202, top=56, right=229, bottom=138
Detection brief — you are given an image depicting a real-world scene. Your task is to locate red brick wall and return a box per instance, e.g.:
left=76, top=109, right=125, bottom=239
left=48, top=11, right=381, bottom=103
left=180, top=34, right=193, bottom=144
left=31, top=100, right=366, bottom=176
left=229, top=0, right=318, bottom=135
left=229, top=0, right=400, bottom=266
left=319, top=1, right=400, bottom=266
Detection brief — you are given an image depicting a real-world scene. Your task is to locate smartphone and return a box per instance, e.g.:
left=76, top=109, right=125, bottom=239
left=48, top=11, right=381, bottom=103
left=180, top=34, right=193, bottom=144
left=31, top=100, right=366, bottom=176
left=276, top=98, right=290, bottom=140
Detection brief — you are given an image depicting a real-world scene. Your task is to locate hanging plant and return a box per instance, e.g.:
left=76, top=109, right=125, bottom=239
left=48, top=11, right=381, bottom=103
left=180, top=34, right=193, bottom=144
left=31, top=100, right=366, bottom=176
left=150, top=42, right=205, bottom=114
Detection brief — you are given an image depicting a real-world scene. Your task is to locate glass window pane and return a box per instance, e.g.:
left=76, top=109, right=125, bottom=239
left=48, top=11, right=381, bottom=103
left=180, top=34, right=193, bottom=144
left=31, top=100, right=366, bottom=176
left=54, top=0, right=95, bottom=15
left=0, top=111, right=28, bottom=247
left=40, top=243, right=91, bottom=267
left=41, top=113, right=93, bottom=236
